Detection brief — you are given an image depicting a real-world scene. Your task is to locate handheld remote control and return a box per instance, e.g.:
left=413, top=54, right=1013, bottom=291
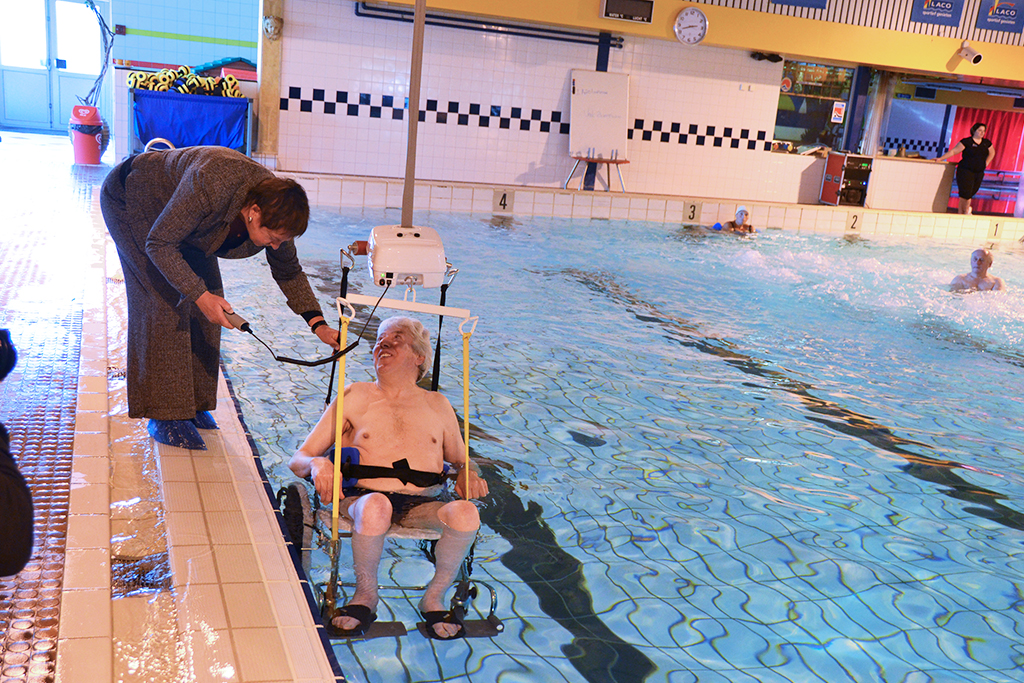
left=225, top=311, right=250, bottom=331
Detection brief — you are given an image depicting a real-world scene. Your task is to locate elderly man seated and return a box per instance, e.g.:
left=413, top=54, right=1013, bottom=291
left=289, top=316, right=488, bottom=640
left=950, top=248, right=1004, bottom=291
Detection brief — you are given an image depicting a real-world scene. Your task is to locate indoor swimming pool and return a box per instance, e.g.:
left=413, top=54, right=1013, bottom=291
left=220, top=208, right=1024, bottom=683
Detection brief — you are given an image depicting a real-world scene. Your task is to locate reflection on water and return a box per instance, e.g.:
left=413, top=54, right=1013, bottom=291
left=222, top=211, right=1024, bottom=682
left=565, top=263, right=1024, bottom=554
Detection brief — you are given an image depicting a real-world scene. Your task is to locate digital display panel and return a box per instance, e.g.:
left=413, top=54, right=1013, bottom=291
left=603, top=0, right=654, bottom=24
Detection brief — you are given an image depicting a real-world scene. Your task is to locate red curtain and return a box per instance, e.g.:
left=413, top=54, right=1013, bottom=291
left=946, top=107, right=1024, bottom=214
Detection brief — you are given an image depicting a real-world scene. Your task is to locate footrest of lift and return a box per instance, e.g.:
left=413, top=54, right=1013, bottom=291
left=325, top=619, right=408, bottom=640
left=416, top=615, right=503, bottom=639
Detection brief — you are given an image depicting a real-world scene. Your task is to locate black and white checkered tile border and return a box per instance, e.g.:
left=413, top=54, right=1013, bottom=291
left=281, top=88, right=408, bottom=119
left=281, top=88, right=772, bottom=152
left=281, top=88, right=569, bottom=133
left=882, top=137, right=941, bottom=154
left=630, top=120, right=771, bottom=150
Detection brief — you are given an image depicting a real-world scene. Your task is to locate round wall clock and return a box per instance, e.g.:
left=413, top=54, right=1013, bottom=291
left=673, top=7, right=708, bottom=45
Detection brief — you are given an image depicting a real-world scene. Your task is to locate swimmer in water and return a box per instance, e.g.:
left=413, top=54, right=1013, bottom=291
left=719, top=206, right=755, bottom=234
left=950, top=248, right=1004, bottom=291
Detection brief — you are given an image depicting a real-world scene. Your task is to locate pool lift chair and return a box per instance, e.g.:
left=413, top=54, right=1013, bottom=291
left=278, top=225, right=503, bottom=640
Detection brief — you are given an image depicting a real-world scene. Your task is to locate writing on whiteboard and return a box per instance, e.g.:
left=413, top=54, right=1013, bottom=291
left=569, top=69, right=629, bottom=162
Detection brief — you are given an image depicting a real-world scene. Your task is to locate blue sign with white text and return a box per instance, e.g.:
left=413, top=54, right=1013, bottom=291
left=910, top=0, right=965, bottom=26
left=770, top=0, right=828, bottom=7
left=976, top=0, right=1024, bottom=32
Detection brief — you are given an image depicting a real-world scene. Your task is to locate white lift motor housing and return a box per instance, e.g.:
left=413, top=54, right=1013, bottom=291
left=367, top=225, right=447, bottom=288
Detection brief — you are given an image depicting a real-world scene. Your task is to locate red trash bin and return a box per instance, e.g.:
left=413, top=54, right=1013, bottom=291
left=69, top=105, right=104, bottom=164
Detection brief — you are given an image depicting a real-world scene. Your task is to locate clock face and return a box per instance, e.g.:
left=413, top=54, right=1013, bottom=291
left=673, top=7, right=708, bottom=45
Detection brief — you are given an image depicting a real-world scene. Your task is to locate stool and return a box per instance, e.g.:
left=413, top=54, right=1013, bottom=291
left=564, top=156, right=629, bottom=192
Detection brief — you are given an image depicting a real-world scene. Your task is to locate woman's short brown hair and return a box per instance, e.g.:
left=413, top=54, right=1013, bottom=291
left=244, top=177, right=310, bottom=237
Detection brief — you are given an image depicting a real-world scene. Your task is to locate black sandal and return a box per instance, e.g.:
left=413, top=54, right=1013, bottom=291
left=325, top=603, right=377, bottom=638
left=419, top=609, right=465, bottom=640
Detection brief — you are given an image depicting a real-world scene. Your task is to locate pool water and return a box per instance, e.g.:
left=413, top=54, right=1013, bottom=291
left=221, top=209, right=1024, bottom=683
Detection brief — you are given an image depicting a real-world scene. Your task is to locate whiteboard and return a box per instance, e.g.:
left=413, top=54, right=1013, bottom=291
left=569, top=70, right=629, bottom=161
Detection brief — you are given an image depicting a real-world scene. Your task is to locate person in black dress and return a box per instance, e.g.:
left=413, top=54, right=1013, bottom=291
left=0, top=329, right=33, bottom=576
left=934, top=122, right=995, bottom=215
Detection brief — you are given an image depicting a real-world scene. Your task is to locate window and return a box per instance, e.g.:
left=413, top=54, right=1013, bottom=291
left=774, top=61, right=854, bottom=150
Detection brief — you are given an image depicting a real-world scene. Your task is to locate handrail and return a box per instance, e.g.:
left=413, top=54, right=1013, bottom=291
left=951, top=168, right=1021, bottom=202
left=355, top=2, right=623, bottom=49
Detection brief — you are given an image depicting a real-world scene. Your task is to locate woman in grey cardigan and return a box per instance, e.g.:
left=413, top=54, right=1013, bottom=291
left=101, top=146, right=339, bottom=449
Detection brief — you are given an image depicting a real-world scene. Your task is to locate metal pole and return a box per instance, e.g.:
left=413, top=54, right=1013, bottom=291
left=401, top=0, right=427, bottom=228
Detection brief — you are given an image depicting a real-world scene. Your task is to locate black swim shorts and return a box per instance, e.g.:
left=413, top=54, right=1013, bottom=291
left=342, top=486, right=451, bottom=525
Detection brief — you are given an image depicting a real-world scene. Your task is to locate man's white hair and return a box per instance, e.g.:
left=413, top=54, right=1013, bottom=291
left=377, top=316, right=431, bottom=380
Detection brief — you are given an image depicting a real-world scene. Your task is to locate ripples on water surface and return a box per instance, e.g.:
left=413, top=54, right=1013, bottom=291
left=222, top=210, right=1024, bottom=683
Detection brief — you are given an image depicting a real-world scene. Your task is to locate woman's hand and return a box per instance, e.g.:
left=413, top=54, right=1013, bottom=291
left=196, top=291, right=235, bottom=327
left=314, top=323, right=341, bottom=350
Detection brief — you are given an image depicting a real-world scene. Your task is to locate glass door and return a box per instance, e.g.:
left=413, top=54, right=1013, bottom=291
left=0, top=0, right=106, bottom=132
left=0, top=0, right=51, bottom=129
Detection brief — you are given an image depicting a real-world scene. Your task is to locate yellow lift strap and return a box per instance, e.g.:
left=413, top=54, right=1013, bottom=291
left=459, top=316, right=478, bottom=497
left=331, top=301, right=356, bottom=542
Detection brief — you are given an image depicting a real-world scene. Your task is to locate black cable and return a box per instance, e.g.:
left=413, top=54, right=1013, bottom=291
left=82, top=0, right=115, bottom=107
left=352, top=283, right=391, bottom=342
left=325, top=262, right=351, bottom=405
left=430, top=282, right=449, bottom=392
left=241, top=326, right=360, bottom=367
left=236, top=283, right=390, bottom=370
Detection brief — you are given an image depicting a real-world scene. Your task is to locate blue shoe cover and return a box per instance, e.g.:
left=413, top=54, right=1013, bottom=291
left=191, top=411, right=219, bottom=430
left=148, top=419, right=207, bottom=450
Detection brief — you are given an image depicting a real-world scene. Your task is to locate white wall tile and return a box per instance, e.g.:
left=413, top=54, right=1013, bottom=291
left=799, top=208, right=817, bottom=232
left=315, top=177, right=342, bottom=208
left=553, top=192, right=574, bottom=217
left=703, top=203, right=720, bottom=225
left=386, top=182, right=404, bottom=209
left=592, top=195, right=612, bottom=220
left=533, top=192, right=555, bottom=217
left=572, top=194, right=593, bottom=218
left=514, top=190, right=535, bottom=216
left=340, top=180, right=364, bottom=207
left=610, top=196, right=630, bottom=220
left=647, top=199, right=667, bottom=223
left=627, top=197, right=649, bottom=222
left=452, top=186, right=474, bottom=213
left=363, top=181, right=387, bottom=208
left=665, top=200, right=685, bottom=224
left=890, top=214, right=908, bottom=235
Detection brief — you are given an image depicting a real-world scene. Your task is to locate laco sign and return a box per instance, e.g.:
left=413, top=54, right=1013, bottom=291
left=911, top=0, right=965, bottom=26
left=976, top=0, right=1024, bottom=32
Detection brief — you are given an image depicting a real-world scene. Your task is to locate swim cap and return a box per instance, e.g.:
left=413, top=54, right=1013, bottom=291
left=736, top=206, right=748, bottom=215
